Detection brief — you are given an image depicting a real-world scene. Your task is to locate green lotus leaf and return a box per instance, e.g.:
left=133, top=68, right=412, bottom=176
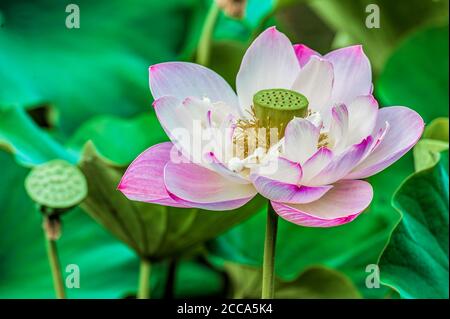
left=377, top=26, right=449, bottom=122
left=413, top=140, right=448, bottom=172
left=0, top=0, right=207, bottom=134
left=225, top=263, right=360, bottom=299
left=378, top=151, right=449, bottom=299
left=0, top=106, right=74, bottom=166
left=310, top=0, right=449, bottom=71
left=423, top=118, right=449, bottom=142
left=66, top=113, right=168, bottom=166
left=209, top=41, right=247, bottom=88
left=413, top=117, right=449, bottom=172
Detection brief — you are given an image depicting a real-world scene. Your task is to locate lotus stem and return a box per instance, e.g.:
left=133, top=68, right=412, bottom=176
left=261, top=202, right=278, bottom=299
left=137, top=258, right=151, bottom=299
left=197, top=1, right=220, bottom=66
left=43, top=216, right=66, bottom=299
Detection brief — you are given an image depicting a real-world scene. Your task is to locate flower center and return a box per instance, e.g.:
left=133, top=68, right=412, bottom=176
left=231, top=89, right=309, bottom=164
left=253, top=88, right=309, bottom=137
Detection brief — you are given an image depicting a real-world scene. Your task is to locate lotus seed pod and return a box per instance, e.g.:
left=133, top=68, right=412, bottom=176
left=253, top=88, right=308, bottom=137
left=25, top=159, right=88, bottom=212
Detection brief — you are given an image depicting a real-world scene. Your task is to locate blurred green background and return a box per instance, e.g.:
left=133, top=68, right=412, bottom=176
left=0, top=0, right=448, bottom=299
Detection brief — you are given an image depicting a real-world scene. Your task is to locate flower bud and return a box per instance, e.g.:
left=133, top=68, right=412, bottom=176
left=216, top=0, right=247, bottom=19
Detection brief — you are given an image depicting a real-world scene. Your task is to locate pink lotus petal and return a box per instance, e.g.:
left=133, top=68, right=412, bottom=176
left=251, top=174, right=332, bottom=204
left=329, top=103, right=349, bottom=152
left=324, top=45, right=372, bottom=105
left=291, top=56, right=334, bottom=113
left=284, top=117, right=320, bottom=164
left=309, top=136, right=373, bottom=185
left=153, top=96, right=227, bottom=165
left=236, top=27, right=300, bottom=114
left=149, top=62, right=239, bottom=111
left=164, top=160, right=257, bottom=211
left=152, top=96, right=196, bottom=161
left=254, top=157, right=303, bottom=184
left=166, top=193, right=253, bottom=211
left=293, top=44, right=321, bottom=67
left=207, top=101, right=239, bottom=126
left=368, top=121, right=390, bottom=154
left=346, top=106, right=424, bottom=179
left=204, top=151, right=250, bottom=184
left=183, top=96, right=213, bottom=122
left=271, top=179, right=373, bottom=227
left=117, top=142, right=187, bottom=207
left=346, top=95, right=379, bottom=146
left=301, top=147, right=333, bottom=185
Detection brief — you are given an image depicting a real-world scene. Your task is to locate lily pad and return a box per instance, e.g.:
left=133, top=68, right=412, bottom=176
left=225, top=263, right=361, bottom=299
left=78, top=142, right=265, bottom=261
left=378, top=151, right=449, bottom=299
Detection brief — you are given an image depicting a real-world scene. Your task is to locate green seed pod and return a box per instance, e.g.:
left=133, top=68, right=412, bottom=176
left=253, top=88, right=308, bottom=137
left=25, top=159, right=88, bottom=213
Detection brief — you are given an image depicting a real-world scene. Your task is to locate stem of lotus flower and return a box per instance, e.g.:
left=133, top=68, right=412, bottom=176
left=261, top=202, right=278, bottom=299
left=137, top=258, right=151, bottom=299
left=196, top=1, right=220, bottom=66
left=43, top=216, right=66, bottom=299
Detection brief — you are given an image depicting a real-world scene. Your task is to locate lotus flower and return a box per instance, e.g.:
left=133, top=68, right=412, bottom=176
left=118, top=27, right=424, bottom=227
